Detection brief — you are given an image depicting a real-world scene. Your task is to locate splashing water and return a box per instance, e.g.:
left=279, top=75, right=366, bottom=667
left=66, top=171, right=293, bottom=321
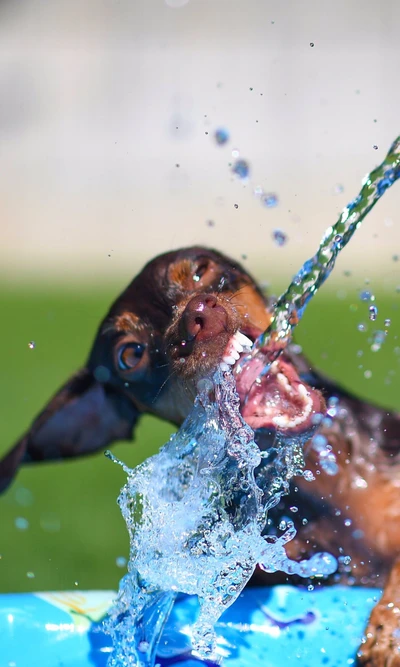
left=104, top=371, right=336, bottom=666
left=105, top=136, right=400, bottom=666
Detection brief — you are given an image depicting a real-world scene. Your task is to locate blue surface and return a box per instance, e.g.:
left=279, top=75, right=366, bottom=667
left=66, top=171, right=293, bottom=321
left=0, top=586, right=381, bottom=667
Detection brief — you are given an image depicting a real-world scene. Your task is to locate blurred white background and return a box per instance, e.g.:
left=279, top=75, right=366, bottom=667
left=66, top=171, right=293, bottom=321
left=0, top=0, right=399, bottom=287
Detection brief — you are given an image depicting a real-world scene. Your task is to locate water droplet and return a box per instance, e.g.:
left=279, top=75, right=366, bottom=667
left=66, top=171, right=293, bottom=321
left=263, top=193, right=279, bottom=208
left=308, top=584, right=314, bottom=591
left=232, top=159, right=250, bottom=179
left=385, top=318, right=391, bottom=327
left=371, top=329, right=386, bottom=352
left=309, top=42, right=314, bottom=47
left=359, top=290, right=373, bottom=302
left=15, top=487, right=34, bottom=507
left=26, top=571, right=35, bottom=579
left=321, top=458, right=339, bottom=476
left=373, top=145, right=378, bottom=150
left=312, top=434, right=328, bottom=452
left=333, top=184, right=344, bottom=195
left=303, top=470, right=315, bottom=482
left=241, top=254, right=247, bottom=260
left=206, top=219, right=215, bottom=227
left=234, top=203, right=239, bottom=209
left=116, top=556, right=127, bottom=568
left=364, top=369, right=372, bottom=379
left=232, top=148, right=240, bottom=158
left=15, top=517, right=29, bottom=531
left=214, top=128, right=229, bottom=145
left=289, top=506, right=298, bottom=513
left=369, top=305, right=378, bottom=321
left=339, top=555, right=351, bottom=565
left=279, top=520, right=287, bottom=531
left=357, top=323, right=367, bottom=332
left=138, top=640, right=150, bottom=653
left=302, top=518, right=309, bottom=525
left=94, top=365, right=111, bottom=383
left=272, top=229, right=287, bottom=246
left=28, top=341, right=36, bottom=349
left=344, top=519, right=352, bottom=527
left=40, top=512, right=61, bottom=533
left=333, top=234, right=343, bottom=247
left=393, top=255, right=399, bottom=262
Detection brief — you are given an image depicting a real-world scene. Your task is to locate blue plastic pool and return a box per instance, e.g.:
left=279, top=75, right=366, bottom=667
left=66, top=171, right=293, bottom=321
left=0, top=585, right=380, bottom=666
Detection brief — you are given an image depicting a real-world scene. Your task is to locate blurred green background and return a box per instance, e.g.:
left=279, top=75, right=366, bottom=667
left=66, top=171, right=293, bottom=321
left=0, top=280, right=399, bottom=593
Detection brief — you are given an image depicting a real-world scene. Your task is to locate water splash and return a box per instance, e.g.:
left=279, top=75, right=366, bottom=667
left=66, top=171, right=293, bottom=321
left=104, top=371, right=335, bottom=665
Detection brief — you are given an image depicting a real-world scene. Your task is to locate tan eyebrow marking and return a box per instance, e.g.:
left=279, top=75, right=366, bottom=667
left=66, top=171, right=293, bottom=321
left=101, top=312, right=141, bottom=335
left=168, top=259, right=193, bottom=286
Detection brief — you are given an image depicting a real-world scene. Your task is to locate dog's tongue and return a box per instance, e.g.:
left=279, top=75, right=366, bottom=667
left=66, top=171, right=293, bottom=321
left=234, top=348, right=324, bottom=434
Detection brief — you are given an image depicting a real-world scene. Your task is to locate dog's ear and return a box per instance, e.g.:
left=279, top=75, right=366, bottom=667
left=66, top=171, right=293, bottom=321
left=0, top=368, right=140, bottom=493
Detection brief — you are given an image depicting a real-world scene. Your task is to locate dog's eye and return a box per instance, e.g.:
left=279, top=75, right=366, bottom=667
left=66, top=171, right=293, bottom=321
left=193, top=262, right=209, bottom=283
left=117, top=342, right=146, bottom=371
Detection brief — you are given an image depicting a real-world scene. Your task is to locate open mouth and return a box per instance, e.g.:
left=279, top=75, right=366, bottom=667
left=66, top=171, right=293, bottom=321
left=220, top=331, right=324, bottom=435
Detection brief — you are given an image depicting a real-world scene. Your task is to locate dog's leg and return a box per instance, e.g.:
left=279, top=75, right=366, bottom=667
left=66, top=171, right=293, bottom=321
left=358, top=557, right=400, bottom=666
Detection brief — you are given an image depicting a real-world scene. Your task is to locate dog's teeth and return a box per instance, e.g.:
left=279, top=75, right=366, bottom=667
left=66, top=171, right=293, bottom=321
left=223, top=355, right=236, bottom=365
left=231, top=350, right=240, bottom=361
left=220, top=361, right=231, bottom=372
left=298, top=384, right=309, bottom=398
left=277, top=372, right=292, bottom=393
left=272, top=414, right=289, bottom=428
left=235, top=332, right=253, bottom=349
left=232, top=341, right=244, bottom=353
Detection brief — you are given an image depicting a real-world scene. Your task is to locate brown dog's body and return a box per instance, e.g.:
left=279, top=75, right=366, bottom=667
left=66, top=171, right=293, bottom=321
left=1, top=246, right=400, bottom=664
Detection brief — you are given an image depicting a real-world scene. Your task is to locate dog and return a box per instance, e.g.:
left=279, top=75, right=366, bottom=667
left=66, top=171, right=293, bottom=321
left=1, top=246, right=399, bottom=665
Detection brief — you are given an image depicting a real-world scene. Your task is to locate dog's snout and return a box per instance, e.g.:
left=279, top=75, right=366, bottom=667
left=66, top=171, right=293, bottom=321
left=181, top=293, right=227, bottom=341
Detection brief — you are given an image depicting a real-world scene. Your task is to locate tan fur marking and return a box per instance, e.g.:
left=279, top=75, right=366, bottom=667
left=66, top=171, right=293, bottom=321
left=102, top=312, right=140, bottom=335
left=230, top=284, right=272, bottom=331
left=168, top=260, right=193, bottom=287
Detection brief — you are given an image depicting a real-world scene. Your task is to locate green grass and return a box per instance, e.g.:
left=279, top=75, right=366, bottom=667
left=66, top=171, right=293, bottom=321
left=0, top=283, right=399, bottom=593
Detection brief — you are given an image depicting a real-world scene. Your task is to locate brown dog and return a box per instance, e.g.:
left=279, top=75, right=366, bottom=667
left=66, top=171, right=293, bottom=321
left=1, top=246, right=399, bottom=665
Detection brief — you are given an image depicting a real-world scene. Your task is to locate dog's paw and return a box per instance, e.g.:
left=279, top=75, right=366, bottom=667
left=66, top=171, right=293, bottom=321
left=357, top=603, right=400, bottom=666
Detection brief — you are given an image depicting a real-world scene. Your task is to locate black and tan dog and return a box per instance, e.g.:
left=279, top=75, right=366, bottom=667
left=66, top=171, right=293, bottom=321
left=1, top=246, right=400, bottom=665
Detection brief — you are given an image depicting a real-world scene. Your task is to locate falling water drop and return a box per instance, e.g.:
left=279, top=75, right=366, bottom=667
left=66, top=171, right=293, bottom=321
left=28, top=341, right=35, bottom=349
left=369, top=305, right=378, bottom=321
left=232, top=159, right=250, bottom=179
left=214, top=128, right=229, bottom=145
left=359, top=291, right=373, bottom=302
left=273, top=229, right=287, bottom=246
left=15, top=517, right=29, bottom=531
left=263, top=193, right=279, bottom=208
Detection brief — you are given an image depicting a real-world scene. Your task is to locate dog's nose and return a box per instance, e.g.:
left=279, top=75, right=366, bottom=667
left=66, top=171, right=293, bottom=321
left=181, top=293, right=228, bottom=341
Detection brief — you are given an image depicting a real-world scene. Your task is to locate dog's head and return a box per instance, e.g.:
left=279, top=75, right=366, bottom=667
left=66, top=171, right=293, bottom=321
left=0, top=246, right=324, bottom=491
